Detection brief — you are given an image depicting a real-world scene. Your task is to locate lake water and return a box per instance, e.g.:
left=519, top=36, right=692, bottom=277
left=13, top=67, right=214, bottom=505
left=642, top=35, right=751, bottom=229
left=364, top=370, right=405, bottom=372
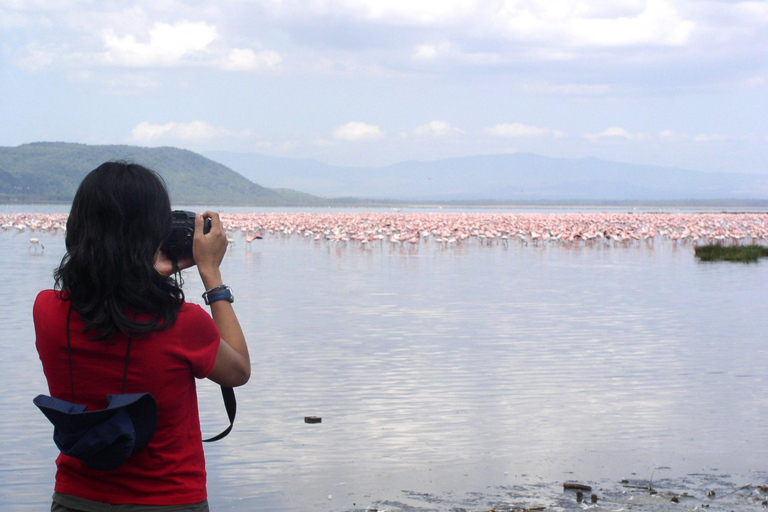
left=2, top=210, right=767, bottom=511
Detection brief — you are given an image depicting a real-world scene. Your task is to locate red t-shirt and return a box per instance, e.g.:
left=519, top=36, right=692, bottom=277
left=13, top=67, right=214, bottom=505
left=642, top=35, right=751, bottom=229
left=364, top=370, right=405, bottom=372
left=34, top=290, right=220, bottom=505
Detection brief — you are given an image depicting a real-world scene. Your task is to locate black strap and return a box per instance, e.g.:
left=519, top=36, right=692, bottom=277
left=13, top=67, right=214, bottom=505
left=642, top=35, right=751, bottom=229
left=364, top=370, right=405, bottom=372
left=66, top=305, right=75, bottom=402
left=121, top=335, right=132, bottom=395
left=203, top=386, right=236, bottom=442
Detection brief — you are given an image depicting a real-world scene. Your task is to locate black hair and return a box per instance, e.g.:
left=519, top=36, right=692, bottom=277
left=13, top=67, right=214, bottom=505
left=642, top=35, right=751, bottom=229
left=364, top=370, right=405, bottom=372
left=54, top=161, right=185, bottom=340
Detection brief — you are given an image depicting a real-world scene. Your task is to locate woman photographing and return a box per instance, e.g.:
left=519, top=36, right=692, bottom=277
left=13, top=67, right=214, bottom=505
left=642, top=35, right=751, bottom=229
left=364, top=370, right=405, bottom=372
left=34, top=161, right=250, bottom=511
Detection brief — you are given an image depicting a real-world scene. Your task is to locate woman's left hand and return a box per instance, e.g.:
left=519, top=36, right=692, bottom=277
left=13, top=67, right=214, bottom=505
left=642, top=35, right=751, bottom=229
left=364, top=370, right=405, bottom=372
left=154, top=249, right=195, bottom=276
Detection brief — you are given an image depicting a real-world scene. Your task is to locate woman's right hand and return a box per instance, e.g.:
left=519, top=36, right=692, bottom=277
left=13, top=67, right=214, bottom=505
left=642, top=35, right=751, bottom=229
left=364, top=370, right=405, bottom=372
left=193, top=211, right=228, bottom=284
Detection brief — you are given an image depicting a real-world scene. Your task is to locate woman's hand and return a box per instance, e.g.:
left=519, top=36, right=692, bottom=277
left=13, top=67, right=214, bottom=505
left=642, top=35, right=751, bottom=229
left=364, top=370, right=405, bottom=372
left=154, top=250, right=195, bottom=276
left=193, top=211, right=228, bottom=287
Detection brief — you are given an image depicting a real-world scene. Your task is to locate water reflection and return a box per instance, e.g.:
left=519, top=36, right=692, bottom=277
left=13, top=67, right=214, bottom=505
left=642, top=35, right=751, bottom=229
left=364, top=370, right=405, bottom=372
left=2, top=229, right=767, bottom=511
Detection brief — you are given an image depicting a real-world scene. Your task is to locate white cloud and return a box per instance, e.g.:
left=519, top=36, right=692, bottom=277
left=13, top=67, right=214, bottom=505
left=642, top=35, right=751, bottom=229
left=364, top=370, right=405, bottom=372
left=222, top=48, right=282, bottom=71
left=98, top=20, right=282, bottom=71
left=256, top=0, right=699, bottom=53
left=304, top=0, right=695, bottom=49
left=412, top=120, right=464, bottom=137
left=486, top=122, right=566, bottom=138
left=276, top=140, right=299, bottom=151
left=102, top=21, right=218, bottom=67
left=329, top=0, right=478, bottom=24
left=575, top=0, right=695, bottom=46
left=332, top=122, right=385, bottom=141
left=659, top=129, right=674, bottom=138
left=572, top=0, right=648, bottom=19
left=658, top=129, right=689, bottom=141
left=4, top=0, right=762, bottom=92
left=694, top=133, right=728, bottom=142
left=601, top=126, right=634, bottom=139
left=497, top=0, right=696, bottom=47
left=251, top=139, right=299, bottom=151
left=129, top=120, right=251, bottom=143
left=412, top=41, right=451, bottom=60
left=585, top=126, right=631, bottom=140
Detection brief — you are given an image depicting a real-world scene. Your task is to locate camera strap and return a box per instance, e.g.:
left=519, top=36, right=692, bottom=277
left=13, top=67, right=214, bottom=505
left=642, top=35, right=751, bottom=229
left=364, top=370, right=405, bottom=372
left=203, top=386, right=236, bottom=442
left=170, top=255, right=181, bottom=276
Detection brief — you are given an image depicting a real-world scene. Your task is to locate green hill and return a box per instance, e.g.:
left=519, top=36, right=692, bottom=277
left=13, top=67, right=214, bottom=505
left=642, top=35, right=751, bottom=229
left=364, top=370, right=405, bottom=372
left=0, top=142, right=320, bottom=205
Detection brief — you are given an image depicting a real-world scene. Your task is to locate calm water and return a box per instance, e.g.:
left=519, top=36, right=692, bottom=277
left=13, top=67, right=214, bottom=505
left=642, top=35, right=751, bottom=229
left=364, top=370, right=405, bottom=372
left=2, top=218, right=767, bottom=511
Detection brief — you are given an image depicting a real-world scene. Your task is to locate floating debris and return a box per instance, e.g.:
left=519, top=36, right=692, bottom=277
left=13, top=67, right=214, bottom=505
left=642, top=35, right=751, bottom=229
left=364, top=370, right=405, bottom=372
left=563, top=482, right=592, bottom=491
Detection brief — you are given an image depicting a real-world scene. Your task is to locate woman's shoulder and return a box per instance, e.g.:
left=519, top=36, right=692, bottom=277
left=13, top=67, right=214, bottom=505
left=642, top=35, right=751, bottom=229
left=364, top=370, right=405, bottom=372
left=34, top=289, right=67, bottom=310
left=33, top=290, right=69, bottom=335
left=170, top=301, right=220, bottom=357
left=175, top=301, right=217, bottom=330
left=178, top=300, right=208, bottom=317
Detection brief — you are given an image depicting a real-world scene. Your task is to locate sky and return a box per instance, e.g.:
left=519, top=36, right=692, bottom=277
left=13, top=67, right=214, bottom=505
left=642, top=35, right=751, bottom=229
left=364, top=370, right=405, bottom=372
left=1, top=0, right=767, bottom=173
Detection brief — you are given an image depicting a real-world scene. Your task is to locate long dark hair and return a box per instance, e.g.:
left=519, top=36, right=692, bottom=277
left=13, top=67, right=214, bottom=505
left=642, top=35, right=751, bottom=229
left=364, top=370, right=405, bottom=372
left=55, top=161, right=185, bottom=340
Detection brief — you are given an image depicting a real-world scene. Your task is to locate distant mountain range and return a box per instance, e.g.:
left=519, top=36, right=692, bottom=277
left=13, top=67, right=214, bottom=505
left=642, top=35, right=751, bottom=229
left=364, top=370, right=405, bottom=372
left=2, top=142, right=767, bottom=205
left=0, top=143, right=317, bottom=205
left=205, top=150, right=768, bottom=201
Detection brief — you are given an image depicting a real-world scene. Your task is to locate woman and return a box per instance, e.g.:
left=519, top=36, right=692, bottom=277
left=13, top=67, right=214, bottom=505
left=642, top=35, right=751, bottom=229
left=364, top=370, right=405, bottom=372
left=35, top=161, right=250, bottom=511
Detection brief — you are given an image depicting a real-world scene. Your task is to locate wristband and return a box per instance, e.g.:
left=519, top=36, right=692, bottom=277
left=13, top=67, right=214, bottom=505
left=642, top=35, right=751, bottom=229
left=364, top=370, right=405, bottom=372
left=203, top=285, right=234, bottom=305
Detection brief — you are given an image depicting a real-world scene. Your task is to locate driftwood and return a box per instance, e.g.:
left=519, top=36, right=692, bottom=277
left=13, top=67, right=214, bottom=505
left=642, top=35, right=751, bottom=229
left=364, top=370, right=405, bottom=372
left=563, top=482, right=592, bottom=491
left=478, top=507, right=546, bottom=512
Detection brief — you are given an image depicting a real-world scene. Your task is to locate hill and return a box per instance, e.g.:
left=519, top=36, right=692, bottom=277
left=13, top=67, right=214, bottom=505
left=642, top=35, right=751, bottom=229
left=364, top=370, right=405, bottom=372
left=205, top=151, right=768, bottom=201
left=4, top=143, right=767, bottom=206
left=0, top=142, right=318, bottom=205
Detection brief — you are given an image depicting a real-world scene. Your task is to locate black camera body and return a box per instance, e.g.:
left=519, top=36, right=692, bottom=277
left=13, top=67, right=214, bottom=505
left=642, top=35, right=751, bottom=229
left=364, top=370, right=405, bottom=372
left=163, top=210, right=211, bottom=260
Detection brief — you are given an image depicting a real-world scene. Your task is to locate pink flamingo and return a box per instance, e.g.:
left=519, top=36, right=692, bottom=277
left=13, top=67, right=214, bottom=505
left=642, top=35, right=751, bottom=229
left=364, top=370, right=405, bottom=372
left=244, top=232, right=262, bottom=251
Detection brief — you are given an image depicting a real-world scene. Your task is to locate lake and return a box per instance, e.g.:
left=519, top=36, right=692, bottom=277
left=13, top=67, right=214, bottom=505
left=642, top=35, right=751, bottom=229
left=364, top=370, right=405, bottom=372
left=2, top=208, right=767, bottom=511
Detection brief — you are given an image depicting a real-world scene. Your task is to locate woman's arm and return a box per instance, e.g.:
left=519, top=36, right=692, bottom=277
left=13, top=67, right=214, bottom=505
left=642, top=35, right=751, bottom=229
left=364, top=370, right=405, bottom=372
left=193, top=212, right=251, bottom=388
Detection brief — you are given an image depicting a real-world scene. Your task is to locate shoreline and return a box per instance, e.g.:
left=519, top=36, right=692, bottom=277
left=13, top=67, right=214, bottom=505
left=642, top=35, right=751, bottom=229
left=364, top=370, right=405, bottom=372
left=348, top=471, right=768, bottom=512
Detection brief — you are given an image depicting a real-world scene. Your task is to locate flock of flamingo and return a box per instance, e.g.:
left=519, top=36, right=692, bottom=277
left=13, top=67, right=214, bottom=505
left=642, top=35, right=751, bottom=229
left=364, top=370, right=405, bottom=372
left=2, top=211, right=768, bottom=250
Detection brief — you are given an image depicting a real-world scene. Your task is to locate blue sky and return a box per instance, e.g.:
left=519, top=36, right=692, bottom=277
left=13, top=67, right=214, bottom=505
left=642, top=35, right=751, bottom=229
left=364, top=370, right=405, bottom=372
left=1, top=0, right=767, bottom=173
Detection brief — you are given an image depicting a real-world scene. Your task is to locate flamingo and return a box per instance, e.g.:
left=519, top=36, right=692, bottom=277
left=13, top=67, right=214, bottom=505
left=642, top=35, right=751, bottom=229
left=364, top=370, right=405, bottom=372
left=29, top=238, right=44, bottom=254
left=3, top=212, right=768, bottom=250
left=244, top=232, right=262, bottom=251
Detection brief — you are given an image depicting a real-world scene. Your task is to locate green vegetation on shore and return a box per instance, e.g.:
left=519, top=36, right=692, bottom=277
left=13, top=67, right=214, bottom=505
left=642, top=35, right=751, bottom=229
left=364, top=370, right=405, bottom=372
left=695, top=244, right=768, bottom=263
left=0, top=142, right=321, bottom=206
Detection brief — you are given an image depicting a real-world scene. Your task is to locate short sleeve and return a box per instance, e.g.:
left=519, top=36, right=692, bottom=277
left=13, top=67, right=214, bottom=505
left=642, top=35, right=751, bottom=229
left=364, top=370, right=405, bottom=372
left=176, top=303, right=220, bottom=379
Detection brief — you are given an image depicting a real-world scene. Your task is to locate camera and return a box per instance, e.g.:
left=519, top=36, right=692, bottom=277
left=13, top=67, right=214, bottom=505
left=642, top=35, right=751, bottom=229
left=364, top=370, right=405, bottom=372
left=163, top=210, right=211, bottom=260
